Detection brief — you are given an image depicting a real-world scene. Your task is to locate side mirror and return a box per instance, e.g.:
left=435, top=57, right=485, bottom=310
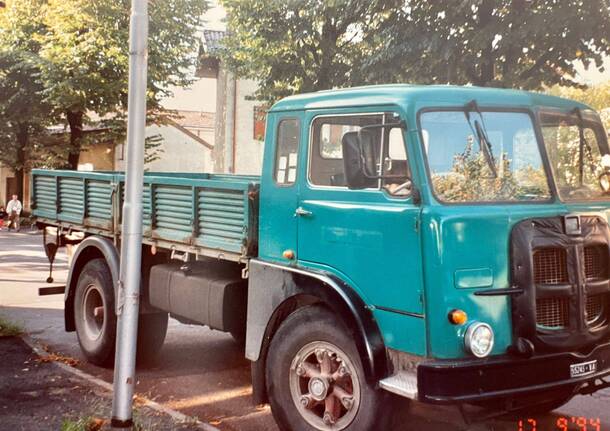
left=341, top=131, right=378, bottom=189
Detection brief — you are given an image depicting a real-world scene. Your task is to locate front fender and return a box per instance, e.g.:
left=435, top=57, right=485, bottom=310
left=246, top=259, right=388, bottom=383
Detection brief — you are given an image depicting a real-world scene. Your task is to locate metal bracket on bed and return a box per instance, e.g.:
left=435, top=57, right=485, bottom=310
left=170, top=248, right=190, bottom=263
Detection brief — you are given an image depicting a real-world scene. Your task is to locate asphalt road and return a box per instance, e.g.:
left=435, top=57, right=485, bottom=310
left=1, top=229, right=609, bottom=431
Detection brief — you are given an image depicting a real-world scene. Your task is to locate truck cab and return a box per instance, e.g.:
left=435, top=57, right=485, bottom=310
left=249, top=85, right=610, bottom=427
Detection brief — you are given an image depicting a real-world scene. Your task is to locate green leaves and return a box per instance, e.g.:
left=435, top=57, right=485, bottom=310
left=0, top=0, right=208, bottom=173
left=219, top=0, right=402, bottom=102
left=221, top=0, right=609, bottom=103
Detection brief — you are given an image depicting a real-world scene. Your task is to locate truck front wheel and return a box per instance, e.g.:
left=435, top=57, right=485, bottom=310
left=74, top=258, right=169, bottom=367
left=266, top=305, right=389, bottom=431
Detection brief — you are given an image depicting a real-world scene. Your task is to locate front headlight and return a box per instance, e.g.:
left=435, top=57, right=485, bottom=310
left=464, top=322, right=494, bottom=358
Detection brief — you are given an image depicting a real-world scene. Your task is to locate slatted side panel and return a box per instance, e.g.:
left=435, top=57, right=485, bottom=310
left=86, top=180, right=113, bottom=221
left=197, top=188, right=246, bottom=251
left=142, top=183, right=152, bottom=227
left=154, top=185, right=193, bottom=235
left=58, top=177, right=84, bottom=223
left=32, top=175, right=57, bottom=217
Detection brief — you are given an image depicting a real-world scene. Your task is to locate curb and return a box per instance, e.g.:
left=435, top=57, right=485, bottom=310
left=21, top=335, right=220, bottom=431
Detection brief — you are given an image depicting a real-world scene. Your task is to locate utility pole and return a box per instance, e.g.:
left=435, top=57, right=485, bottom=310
left=111, top=0, right=148, bottom=429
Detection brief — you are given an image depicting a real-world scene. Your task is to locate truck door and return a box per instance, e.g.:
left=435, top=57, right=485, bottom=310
left=296, top=111, right=424, bottom=315
left=258, top=114, right=302, bottom=262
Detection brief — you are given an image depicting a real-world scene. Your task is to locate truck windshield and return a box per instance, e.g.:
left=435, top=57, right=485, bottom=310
left=420, top=110, right=551, bottom=203
left=539, top=110, right=610, bottom=201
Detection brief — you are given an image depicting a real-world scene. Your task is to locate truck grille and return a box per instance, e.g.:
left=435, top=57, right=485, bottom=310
left=536, top=297, right=569, bottom=329
left=584, top=245, right=608, bottom=280
left=533, top=248, right=568, bottom=285
left=586, top=294, right=607, bottom=326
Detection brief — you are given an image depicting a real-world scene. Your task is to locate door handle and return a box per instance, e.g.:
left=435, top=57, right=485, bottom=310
left=294, top=207, right=313, bottom=217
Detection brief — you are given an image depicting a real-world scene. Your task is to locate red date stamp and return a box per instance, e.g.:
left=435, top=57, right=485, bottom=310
left=517, top=417, right=602, bottom=431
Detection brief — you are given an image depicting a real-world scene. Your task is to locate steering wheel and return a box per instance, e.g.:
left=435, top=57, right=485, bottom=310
left=390, top=180, right=412, bottom=194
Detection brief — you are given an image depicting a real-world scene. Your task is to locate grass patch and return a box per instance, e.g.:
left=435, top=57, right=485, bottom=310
left=0, top=315, right=22, bottom=337
left=60, top=416, right=105, bottom=431
left=61, top=415, right=145, bottom=431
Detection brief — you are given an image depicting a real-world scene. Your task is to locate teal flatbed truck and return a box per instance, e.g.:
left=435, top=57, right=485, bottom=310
left=34, top=85, right=610, bottom=430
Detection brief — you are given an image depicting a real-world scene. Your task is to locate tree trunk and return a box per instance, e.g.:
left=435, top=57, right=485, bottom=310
left=66, top=110, right=84, bottom=170
left=478, top=0, right=495, bottom=86
left=14, top=123, right=27, bottom=202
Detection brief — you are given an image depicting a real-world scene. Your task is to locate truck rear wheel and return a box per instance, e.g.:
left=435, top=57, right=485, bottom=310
left=266, top=305, right=389, bottom=431
left=74, top=258, right=169, bottom=367
left=136, top=311, right=169, bottom=366
left=74, top=258, right=116, bottom=367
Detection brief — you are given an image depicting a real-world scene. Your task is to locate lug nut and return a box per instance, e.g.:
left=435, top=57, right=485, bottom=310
left=323, top=412, right=335, bottom=425
left=341, top=396, right=354, bottom=409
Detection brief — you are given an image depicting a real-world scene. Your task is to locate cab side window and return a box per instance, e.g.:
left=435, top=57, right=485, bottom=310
left=309, top=113, right=410, bottom=196
left=274, top=119, right=300, bottom=186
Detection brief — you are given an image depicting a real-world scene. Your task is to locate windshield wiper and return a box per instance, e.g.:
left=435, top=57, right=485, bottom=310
left=572, top=107, right=596, bottom=186
left=464, top=100, right=498, bottom=178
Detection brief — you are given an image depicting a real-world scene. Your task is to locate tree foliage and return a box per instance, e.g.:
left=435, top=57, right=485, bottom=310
left=370, top=0, right=609, bottom=88
left=220, top=0, right=400, bottom=101
left=0, top=0, right=207, bottom=182
left=221, top=0, right=610, bottom=102
left=39, top=0, right=208, bottom=168
left=0, top=0, right=51, bottom=198
left=547, top=81, right=610, bottom=111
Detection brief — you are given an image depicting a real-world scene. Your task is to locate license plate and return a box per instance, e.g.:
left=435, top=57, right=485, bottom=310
left=570, top=360, right=597, bottom=378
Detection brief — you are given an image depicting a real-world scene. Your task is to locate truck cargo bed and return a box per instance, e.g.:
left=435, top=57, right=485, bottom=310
left=31, top=170, right=260, bottom=261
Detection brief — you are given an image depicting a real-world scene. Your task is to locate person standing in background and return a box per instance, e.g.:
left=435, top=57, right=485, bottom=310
left=6, top=194, right=22, bottom=232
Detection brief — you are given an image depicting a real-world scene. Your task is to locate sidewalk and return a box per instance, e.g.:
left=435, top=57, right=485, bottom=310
left=0, top=335, right=204, bottom=431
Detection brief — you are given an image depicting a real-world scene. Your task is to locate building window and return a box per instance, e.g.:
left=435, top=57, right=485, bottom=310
left=254, top=106, right=267, bottom=141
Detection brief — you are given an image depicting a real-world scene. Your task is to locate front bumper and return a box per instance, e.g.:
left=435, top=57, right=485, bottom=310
left=417, top=341, right=610, bottom=404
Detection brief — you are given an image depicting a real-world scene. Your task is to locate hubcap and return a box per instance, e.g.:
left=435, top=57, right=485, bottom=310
left=289, top=341, right=360, bottom=431
left=83, top=284, right=105, bottom=341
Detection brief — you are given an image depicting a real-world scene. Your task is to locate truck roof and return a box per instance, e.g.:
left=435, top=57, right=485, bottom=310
left=269, top=84, right=592, bottom=113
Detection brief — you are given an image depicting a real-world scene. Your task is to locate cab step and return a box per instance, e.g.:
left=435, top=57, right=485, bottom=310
left=379, top=370, right=418, bottom=400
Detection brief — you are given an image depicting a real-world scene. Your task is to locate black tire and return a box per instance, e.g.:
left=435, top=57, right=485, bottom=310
left=74, top=258, right=168, bottom=367
left=266, top=305, right=390, bottom=431
left=74, top=258, right=117, bottom=367
left=136, top=312, right=169, bottom=366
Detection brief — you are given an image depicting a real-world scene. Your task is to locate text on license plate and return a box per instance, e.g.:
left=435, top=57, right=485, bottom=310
left=570, top=360, right=597, bottom=378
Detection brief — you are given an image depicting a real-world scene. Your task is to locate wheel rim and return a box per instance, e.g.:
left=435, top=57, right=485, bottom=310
left=289, top=341, right=361, bottom=431
left=82, top=284, right=105, bottom=341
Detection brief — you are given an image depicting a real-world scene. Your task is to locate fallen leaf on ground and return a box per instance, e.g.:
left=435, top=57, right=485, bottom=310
left=86, top=417, right=108, bottom=431
left=35, top=353, right=80, bottom=367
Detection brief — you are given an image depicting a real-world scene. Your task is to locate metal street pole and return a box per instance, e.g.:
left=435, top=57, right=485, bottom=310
left=111, top=0, right=148, bottom=428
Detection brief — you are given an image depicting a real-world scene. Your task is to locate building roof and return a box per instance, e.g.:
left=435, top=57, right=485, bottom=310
left=202, top=29, right=226, bottom=55
left=269, top=84, right=593, bottom=113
